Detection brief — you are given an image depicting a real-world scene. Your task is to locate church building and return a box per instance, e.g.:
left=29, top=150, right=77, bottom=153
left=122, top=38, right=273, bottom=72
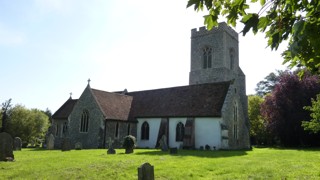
left=52, top=22, right=250, bottom=150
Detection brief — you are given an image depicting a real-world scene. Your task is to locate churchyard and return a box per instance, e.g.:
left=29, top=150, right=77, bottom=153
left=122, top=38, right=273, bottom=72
left=0, top=147, right=320, bottom=179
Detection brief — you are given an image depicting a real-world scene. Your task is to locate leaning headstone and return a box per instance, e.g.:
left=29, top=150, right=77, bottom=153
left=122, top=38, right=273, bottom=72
left=75, top=142, right=82, bottom=150
left=14, top=137, right=22, bottom=151
left=61, top=138, right=71, bottom=151
left=47, top=133, right=55, bottom=150
left=106, top=137, right=116, bottom=154
left=159, top=135, right=168, bottom=151
left=169, top=147, right=178, bottom=154
left=0, top=132, right=14, bottom=161
left=138, top=162, right=154, bottom=180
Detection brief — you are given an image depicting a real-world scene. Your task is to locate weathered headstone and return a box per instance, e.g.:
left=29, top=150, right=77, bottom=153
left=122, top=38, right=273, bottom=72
left=61, top=138, right=71, bottom=151
left=138, top=162, right=154, bottom=180
left=169, top=147, right=178, bottom=154
left=106, top=137, right=116, bottom=154
left=159, top=135, right=168, bottom=151
left=0, top=132, right=14, bottom=161
left=75, top=142, right=82, bottom=150
left=14, top=137, right=22, bottom=151
left=47, top=133, right=55, bottom=150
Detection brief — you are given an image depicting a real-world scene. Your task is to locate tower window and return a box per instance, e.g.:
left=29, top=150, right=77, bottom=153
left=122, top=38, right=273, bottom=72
left=233, top=103, right=238, bottom=140
left=202, top=47, right=213, bottom=69
left=176, top=122, right=185, bottom=141
left=141, top=121, right=149, bottom=140
left=230, top=48, right=235, bottom=70
left=80, top=110, right=89, bottom=133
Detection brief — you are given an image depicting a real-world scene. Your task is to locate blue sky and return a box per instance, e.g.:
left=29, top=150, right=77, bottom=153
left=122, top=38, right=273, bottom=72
left=0, top=0, right=287, bottom=113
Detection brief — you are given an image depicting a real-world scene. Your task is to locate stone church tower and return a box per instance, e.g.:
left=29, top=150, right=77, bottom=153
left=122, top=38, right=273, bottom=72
left=189, top=22, right=250, bottom=149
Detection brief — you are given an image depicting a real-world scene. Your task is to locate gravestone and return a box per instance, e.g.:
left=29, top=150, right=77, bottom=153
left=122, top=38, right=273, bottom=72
left=106, top=138, right=116, bottom=154
left=138, top=162, right=154, bottom=180
left=169, top=147, right=178, bottom=154
left=75, top=142, right=82, bottom=150
left=0, top=132, right=14, bottom=161
left=47, top=133, right=55, bottom=150
left=159, top=135, right=168, bottom=151
left=61, top=138, right=71, bottom=151
left=14, top=137, right=22, bottom=151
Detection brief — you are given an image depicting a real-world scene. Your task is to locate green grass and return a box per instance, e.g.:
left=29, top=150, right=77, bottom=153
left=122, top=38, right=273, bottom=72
left=1, top=148, right=320, bottom=179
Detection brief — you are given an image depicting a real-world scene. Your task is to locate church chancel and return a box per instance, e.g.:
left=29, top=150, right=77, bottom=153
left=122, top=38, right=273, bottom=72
left=52, top=22, right=250, bottom=150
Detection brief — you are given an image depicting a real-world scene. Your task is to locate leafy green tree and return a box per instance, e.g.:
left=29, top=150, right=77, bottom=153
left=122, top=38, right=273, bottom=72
left=248, top=95, right=269, bottom=145
left=302, top=94, right=320, bottom=133
left=187, top=0, right=320, bottom=74
left=7, top=105, right=49, bottom=144
left=255, top=70, right=285, bottom=97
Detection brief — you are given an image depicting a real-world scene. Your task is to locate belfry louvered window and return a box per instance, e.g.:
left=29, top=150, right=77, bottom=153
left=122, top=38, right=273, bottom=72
left=80, top=110, right=89, bottom=133
left=202, top=47, right=213, bottom=69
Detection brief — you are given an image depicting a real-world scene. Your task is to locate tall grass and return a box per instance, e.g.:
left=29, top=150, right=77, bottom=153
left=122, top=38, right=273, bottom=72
left=0, top=148, right=320, bottom=179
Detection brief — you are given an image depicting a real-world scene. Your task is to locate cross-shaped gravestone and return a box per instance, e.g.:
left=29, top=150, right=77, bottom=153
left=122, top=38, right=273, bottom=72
left=138, top=162, right=154, bottom=180
left=107, top=137, right=116, bottom=154
left=106, top=137, right=114, bottom=149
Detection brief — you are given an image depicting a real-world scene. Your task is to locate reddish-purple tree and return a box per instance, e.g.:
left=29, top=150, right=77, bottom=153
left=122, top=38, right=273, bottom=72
left=261, top=71, right=320, bottom=147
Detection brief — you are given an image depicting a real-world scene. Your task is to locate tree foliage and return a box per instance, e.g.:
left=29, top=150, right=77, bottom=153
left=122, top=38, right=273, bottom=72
left=248, top=95, right=270, bottom=145
left=255, top=70, right=285, bottom=97
left=1, top=98, right=12, bottom=132
left=261, top=71, right=320, bottom=146
left=187, top=0, right=320, bottom=73
left=6, top=105, right=49, bottom=144
left=302, top=94, right=320, bottom=133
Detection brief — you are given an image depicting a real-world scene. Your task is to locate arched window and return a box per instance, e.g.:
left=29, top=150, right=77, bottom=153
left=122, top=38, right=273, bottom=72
left=230, top=48, right=235, bottom=70
left=233, top=103, right=238, bottom=140
left=127, top=123, right=131, bottom=135
left=176, top=122, right=185, bottom=141
left=80, top=110, right=89, bottom=133
left=62, top=122, right=68, bottom=135
left=55, top=123, right=59, bottom=137
left=202, top=47, right=213, bottom=69
left=141, top=121, right=149, bottom=140
left=115, top=122, right=119, bottom=138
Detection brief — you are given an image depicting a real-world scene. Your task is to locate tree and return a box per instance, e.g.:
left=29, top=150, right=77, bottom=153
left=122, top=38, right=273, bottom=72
left=6, top=105, right=49, bottom=144
left=261, top=71, right=320, bottom=146
left=1, top=99, right=12, bottom=132
left=302, top=94, right=320, bottom=133
left=187, top=0, right=320, bottom=74
left=248, top=95, right=269, bottom=145
left=255, top=70, right=285, bottom=97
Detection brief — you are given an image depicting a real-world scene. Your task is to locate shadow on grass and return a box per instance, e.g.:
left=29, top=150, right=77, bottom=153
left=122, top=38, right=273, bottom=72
left=134, top=149, right=249, bottom=158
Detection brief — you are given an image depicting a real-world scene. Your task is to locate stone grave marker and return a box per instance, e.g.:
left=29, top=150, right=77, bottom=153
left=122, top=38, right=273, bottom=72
left=61, top=138, right=71, bottom=151
left=159, top=135, right=168, bottom=151
left=47, top=133, right=55, bottom=150
left=75, top=142, right=82, bottom=150
left=0, top=132, right=14, bottom=161
left=14, top=137, right=22, bottom=151
left=138, top=162, right=154, bottom=180
left=107, top=137, right=116, bottom=154
left=170, top=147, right=178, bottom=154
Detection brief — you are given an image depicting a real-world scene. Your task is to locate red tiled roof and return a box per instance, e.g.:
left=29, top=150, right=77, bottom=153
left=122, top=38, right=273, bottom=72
left=91, top=89, right=133, bottom=121
left=52, top=98, right=77, bottom=119
left=127, top=81, right=230, bottom=120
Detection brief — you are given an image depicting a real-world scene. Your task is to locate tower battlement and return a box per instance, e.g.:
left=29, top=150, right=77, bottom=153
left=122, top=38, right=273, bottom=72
left=191, top=22, right=238, bottom=41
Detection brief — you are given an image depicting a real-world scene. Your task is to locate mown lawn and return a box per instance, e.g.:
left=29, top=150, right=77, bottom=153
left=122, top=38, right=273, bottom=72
left=0, top=147, right=320, bottom=179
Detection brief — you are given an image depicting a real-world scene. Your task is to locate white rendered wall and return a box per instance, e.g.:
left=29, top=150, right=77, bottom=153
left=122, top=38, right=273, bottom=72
left=136, top=118, right=161, bottom=148
left=168, top=118, right=187, bottom=149
left=195, top=117, right=222, bottom=149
